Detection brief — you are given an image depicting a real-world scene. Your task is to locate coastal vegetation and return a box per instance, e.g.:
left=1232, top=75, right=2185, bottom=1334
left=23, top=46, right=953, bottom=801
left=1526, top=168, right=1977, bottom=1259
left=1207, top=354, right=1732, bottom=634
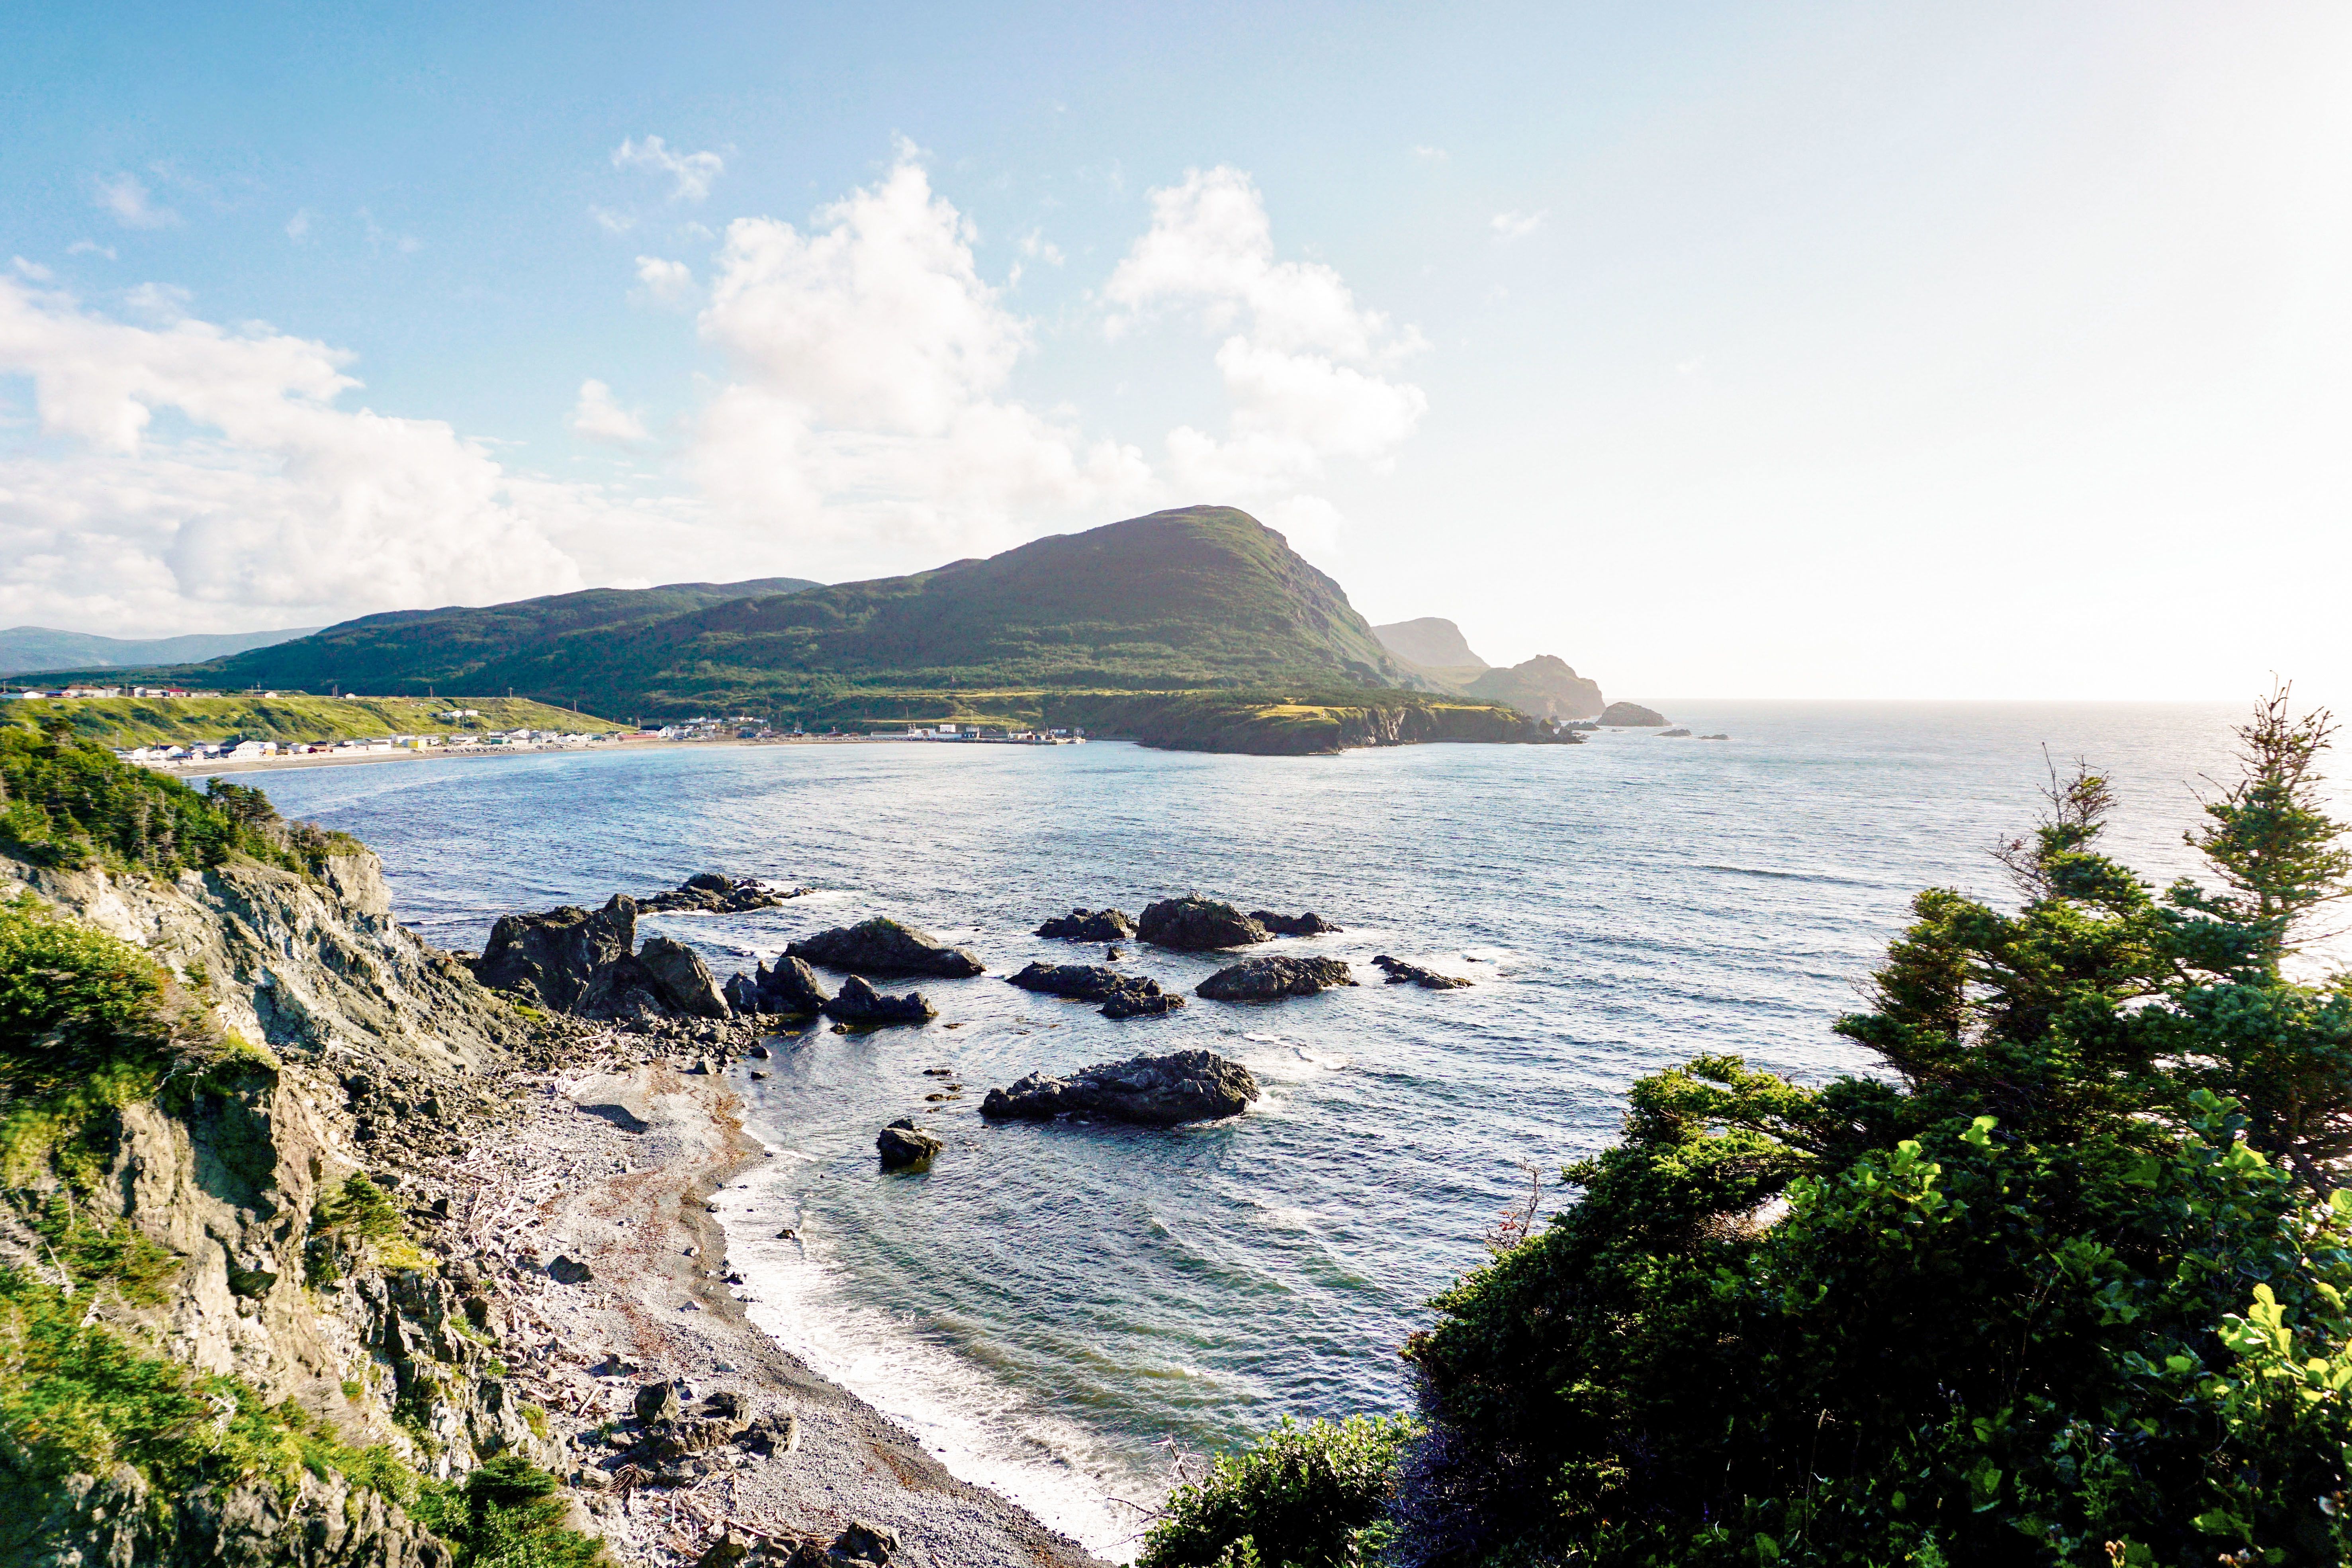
left=1171, top=689, right=2352, bottom=1565
left=2, top=693, right=625, bottom=749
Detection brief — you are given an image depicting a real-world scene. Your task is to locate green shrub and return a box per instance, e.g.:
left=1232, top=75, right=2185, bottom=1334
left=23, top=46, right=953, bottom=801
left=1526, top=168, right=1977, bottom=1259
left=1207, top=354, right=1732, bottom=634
left=1141, top=1415, right=1420, bottom=1568
left=411, top=1454, right=604, bottom=1568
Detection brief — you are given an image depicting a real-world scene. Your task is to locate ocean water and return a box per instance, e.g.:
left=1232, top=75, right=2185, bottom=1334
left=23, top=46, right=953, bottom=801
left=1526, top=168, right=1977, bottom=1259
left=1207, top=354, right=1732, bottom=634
left=241, top=701, right=2324, bottom=1554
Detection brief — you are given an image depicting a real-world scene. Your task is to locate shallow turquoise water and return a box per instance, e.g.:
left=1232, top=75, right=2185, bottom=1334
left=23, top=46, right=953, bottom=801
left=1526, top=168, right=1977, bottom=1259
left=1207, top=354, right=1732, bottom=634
left=246, top=701, right=2299, bottom=1548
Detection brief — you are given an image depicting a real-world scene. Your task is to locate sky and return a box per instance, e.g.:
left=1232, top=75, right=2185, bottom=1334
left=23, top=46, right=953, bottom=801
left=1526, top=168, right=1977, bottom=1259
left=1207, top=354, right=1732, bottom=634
left=2, top=1, right=2348, bottom=703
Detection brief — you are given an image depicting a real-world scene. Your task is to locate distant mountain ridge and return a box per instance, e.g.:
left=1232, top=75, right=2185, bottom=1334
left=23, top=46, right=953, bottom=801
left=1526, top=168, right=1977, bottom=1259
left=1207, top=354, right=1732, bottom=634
left=1374, top=617, right=1488, bottom=669
left=0, top=624, right=319, bottom=677
left=1375, top=617, right=1606, bottom=720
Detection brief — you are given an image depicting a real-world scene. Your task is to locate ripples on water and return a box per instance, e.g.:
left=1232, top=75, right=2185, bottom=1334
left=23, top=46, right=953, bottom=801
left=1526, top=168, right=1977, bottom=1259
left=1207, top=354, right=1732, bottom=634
left=248, top=701, right=2316, bottom=1552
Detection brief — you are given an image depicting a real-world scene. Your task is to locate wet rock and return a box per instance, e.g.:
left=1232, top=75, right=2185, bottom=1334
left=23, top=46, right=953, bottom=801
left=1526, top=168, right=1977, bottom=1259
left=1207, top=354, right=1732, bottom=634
left=823, top=976, right=936, bottom=1025
left=787, top=917, right=983, bottom=978
left=1100, top=989, right=1186, bottom=1020
left=1105, top=944, right=1126, bottom=961
left=1035, top=907, right=1135, bottom=942
left=1250, top=910, right=1343, bottom=937
left=1197, top=955, right=1357, bottom=1002
left=877, top=1119, right=944, bottom=1168
left=644, top=871, right=812, bottom=914
left=1137, top=897, right=1270, bottom=951
left=1008, top=961, right=1181, bottom=1019
left=1373, top=954, right=1473, bottom=990
left=981, top=1048, right=1258, bottom=1125
left=732, top=954, right=831, bottom=1018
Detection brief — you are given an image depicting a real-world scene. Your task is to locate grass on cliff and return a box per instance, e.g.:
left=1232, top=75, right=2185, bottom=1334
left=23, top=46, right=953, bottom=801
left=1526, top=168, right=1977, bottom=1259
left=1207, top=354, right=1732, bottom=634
left=3, top=693, right=626, bottom=750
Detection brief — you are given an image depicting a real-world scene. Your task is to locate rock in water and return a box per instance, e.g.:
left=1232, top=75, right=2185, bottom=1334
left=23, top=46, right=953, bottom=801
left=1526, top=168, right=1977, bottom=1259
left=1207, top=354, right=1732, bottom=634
left=730, top=953, right=831, bottom=1016
left=823, top=975, right=936, bottom=1024
left=982, top=1049, right=1258, bottom=1125
left=642, top=871, right=812, bottom=914
left=1250, top=910, right=1342, bottom=936
left=1006, top=961, right=1182, bottom=1019
left=877, top=1118, right=943, bottom=1168
left=637, top=935, right=730, bottom=1017
left=1035, top=907, right=1136, bottom=942
left=1372, top=953, right=1473, bottom=989
left=470, top=893, right=639, bottom=1011
left=788, top=917, right=984, bottom=977
left=1599, top=701, right=1669, bottom=726
left=1196, top=955, right=1357, bottom=1002
left=1137, top=897, right=1270, bottom=951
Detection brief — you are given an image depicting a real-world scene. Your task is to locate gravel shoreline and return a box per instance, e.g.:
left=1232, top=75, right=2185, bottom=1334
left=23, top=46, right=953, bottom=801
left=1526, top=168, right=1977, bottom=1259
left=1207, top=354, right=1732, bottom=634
left=444, top=1048, right=1109, bottom=1568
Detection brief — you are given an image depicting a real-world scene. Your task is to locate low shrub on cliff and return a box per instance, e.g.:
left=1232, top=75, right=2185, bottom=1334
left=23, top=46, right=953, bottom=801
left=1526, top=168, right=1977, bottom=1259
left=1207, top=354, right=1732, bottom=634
left=1141, top=1415, right=1421, bottom=1568
left=411, top=1454, right=605, bottom=1568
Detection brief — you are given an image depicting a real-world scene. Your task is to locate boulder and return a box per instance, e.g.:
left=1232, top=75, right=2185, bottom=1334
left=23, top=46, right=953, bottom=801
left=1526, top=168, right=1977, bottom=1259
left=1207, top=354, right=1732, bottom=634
left=722, top=972, right=759, bottom=1013
left=1197, top=955, right=1357, bottom=1002
left=634, top=1381, right=681, bottom=1424
left=823, top=975, right=936, bottom=1025
left=1007, top=961, right=1180, bottom=1019
left=546, top=1255, right=594, bottom=1285
left=1372, top=954, right=1473, bottom=990
left=1137, top=897, right=1270, bottom=951
left=1599, top=701, right=1669, bottom=726
left=642, top=871, right=810, bottom=914
left=788, top=917, right=984, bottom=977
left=1036, top=907, right=1136, bottom=942
left=1100, top=989, right=1186, bottom=1019
left=837, top=1523, right=899, bottom=1565
left=470, top=894, right=639, bottom=1011
left=1250, top=910, right=1342, bottom=937
left=981, top=1048, right=1259, bottom=1125
left=638, top=935, right=730, bottom=1018
left=877, top=1118, right=944, bottom=1168
left=736, top=954, right=831, bottom=1016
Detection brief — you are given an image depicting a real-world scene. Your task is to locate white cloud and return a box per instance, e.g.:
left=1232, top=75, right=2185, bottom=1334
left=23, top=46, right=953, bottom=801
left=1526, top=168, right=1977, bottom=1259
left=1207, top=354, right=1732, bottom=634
left=686, top=153, right=1149, bottom=572
left=1019, top=230, right=1065, bottom=266
left=1412, top=145, right=1449, bottom=164
left=11, top=258, right=53, bottom=282
left=94, top=174, right=178, bottom=230
left=570, top=379, right=652, bottom=445
left=285, top=209, right=311, bottom=243
left=66, top=241, right=116, bottom=260
left=589, top=206, right=635, bottom=235
left=357, top=208, right=420, bottom=255
left=613, top=136, right=724, bottom=202
left=633, top=255, right=694, bottom=305
left=123, top=282, right=193, bottom=321
left=1104, top=166, right=1428, bottom=550
left=1490, top=209, right=1546, bottom=241
left=0, top=277, right=702, bottom=632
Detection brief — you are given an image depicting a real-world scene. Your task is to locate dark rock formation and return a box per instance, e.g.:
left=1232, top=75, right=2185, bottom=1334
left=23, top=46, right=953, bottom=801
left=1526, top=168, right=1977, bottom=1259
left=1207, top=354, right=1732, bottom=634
left=726, top=954, right=832, bottom=1017
left=1599, top=701, right=1669, bottom=726
left=1251, top=910, right=1342, bottom=937
left=877, top=1118, right=943, bottom=1168
left=1661, top=728, right=1692, bottom=738
left=788, top=917, right=984, bottom=977
left=1137, top=897, right=1269, bottom=951
left=1372, top=954, right=1473, bottom=990
left=640, top=871, right=811, bottom=913
left=1036, top=907, right=1135, bottom=942
left=980, top=1049, right=1258, bottom=1125
left=1464, top=655, right=1606, bottom=721
left=822, top=975, right=936, bottom=1025
left=637, top=935, right=729, bottom=1018
left=546, top=1254, right=594, bottom=1284
left=1197, top=955, right=1357, bottom=1002
left=1006, top=961, right=1181, bottom=1019
left=470, top=895, right=733, bottom=1020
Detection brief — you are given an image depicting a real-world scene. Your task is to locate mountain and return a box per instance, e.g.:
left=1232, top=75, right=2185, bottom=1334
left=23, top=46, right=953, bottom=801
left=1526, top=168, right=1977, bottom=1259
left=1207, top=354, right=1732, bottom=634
left=192, top=576, right=822, bottom=695
left=1374, top=617, right=1488, bottom=670
left=176, top=507, right=1415, bottom=714
left=0, top=623, right=319, bottom=677
left=1464, top=655, right=1606, bottom=720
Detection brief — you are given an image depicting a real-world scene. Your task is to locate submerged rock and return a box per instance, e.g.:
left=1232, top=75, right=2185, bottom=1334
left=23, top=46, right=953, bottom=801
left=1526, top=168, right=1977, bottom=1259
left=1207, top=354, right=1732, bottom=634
left=1372, top=954, right=1473, bottom=990
left=1137, top=897, right=1269, bottom=951
left=982, top=1048, right=1258, bottom=1125
left=1250, top=910, right=1343, bottom=937
left=1100, top=989, right=1186, bottom=1019
left=822, top=975, right=936, bottom=1025
left=1035, top=907, right=1136, bottom=942
left=788, top=917, right=984, bottom=978
left=641, top=871, right=811, bottom=914
left=877, top=1119, right=943, bottom=1168
left=1197, top=955, right=1357, bottom=1002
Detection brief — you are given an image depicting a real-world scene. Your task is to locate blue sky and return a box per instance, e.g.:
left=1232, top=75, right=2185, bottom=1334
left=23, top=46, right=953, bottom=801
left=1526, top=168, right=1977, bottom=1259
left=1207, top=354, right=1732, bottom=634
left=3, top=2, right=2347, bottom=702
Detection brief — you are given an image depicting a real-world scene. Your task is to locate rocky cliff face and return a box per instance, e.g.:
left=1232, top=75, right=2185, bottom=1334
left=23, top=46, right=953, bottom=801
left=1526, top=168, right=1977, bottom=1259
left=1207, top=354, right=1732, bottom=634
left=0, top=846, right=570, bottom=1563
left=1464, top=656, right=1606, bottom=721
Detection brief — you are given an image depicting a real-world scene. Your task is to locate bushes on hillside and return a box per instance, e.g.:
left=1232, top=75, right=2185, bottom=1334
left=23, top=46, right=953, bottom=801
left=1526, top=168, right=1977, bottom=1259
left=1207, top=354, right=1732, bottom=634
left=1141, top=1416, right=1421, bottom=1568
left=0, top=724, right=315, bottom=875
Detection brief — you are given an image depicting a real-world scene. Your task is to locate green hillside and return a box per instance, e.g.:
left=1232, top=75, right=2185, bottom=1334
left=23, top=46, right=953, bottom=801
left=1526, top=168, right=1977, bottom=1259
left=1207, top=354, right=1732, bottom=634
left=2, top=694, right=624, bottom=748
left=0, top=623, right=318, bottom=676
left=180, top=574, right=820, bottom=695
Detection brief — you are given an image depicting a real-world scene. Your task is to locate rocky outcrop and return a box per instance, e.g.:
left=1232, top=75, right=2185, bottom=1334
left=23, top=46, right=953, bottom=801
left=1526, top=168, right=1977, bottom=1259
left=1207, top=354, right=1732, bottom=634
left=638, top=935, right=729, bottom=1018
left=1600, top=701, right=1669, bottom=726
left=822, top=975, right=936, bottom=1025
left=1373, top=954, right=1473, bottom=990
left=640, top=871, right=810, bottom=913
left=1035, top=907, right=1135, bottom=942
left=470, top=894, right=733, bottom=1021
left=7, top=1466, right=454, bottom=1568
left=877, top=1119, right=944, bottom=1168
left=1251, top=910, right=1342, bottom=937
left=1197, top=955, right=1357, bottom=1002
left=1465, top=655, right=1606, bottom=722
left=980, top=1049, right=1259, bottom=1125
left=1005, top=961, right=1181, bottom=1019
left=1138, top=897, right=1269, bottom=951
left=725, top=954, right=833, bottom=1018
left=787, top=918, right=984, bottom=978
